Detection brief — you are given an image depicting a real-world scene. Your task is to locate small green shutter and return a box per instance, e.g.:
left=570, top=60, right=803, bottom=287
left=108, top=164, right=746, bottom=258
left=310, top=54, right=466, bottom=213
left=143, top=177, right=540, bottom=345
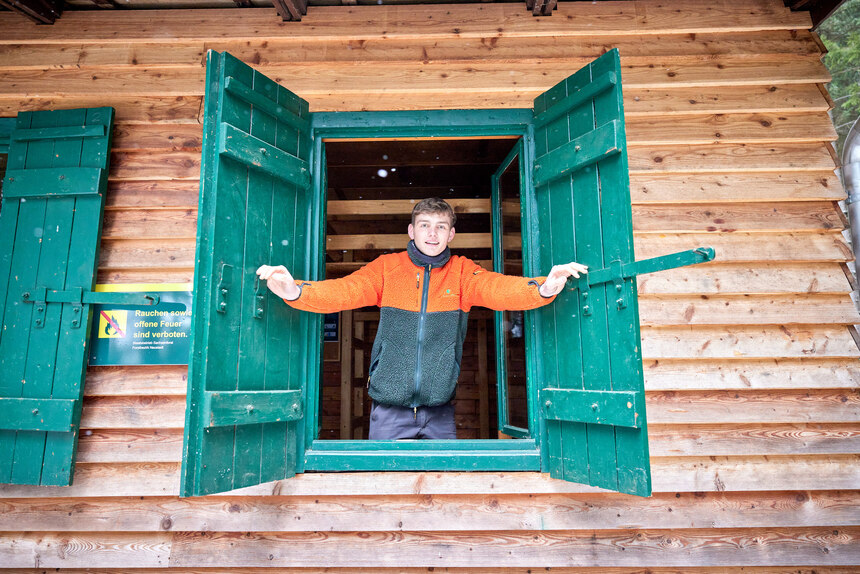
left=0, top=107, right=114, bottom=486
left=532, top=50, right=711, bottom=496
left=181, top=51, right=320, bottom=497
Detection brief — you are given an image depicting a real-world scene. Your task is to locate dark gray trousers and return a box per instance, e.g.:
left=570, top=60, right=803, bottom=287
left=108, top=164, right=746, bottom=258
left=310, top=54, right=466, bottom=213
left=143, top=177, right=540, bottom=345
left=368, top=400, right=456, bottom=440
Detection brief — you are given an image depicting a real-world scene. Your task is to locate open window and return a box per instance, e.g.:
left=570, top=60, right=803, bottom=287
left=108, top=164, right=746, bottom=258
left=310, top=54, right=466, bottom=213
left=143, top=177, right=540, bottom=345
left=181, top=49, right=713, bottom=497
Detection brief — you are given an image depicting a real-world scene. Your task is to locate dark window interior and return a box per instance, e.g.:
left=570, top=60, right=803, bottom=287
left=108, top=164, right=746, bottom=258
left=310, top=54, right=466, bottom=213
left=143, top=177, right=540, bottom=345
left=319, top=138, right=522, bottom=440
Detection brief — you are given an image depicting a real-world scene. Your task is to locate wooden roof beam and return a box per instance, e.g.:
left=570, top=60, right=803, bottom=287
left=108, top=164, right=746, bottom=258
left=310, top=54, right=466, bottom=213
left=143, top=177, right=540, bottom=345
left=526, top=0, right=557, bottom=16
left=272, top=0, right=307, bottom=21
left=0, top=0, right=63, bottom=24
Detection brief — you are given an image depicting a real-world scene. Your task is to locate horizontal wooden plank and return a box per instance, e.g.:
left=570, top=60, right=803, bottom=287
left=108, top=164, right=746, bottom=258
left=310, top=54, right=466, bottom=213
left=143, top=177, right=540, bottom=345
left=638, top=294, right=859, bottom=326
left=110, top=151, right=201, bottom=181
left=623, top=84, right=830, bottom=117
left=633, top=232, right=851, bottom=263
left=630, top=173, right=844, bottom=203
left=646, top=390, right=860, bottom=424
left=0, top=532, right=170, bottom=568
left=85, top=366, right=187, bottom=396
left=99, top=238, right=196, bottom=270
left=643, top=358, right=860, bottom=390
left=14, top=569, right=859, bottom=574
left=626, top=112, right=836, bottom=145
left=111, top=123, right=202, bottom=152
left=641, top=326, right=860, bottom=359
left=1, top=30, right=820, bottom=70
left=648, top=423, right=860, bottom=456
left=0, top=42, right=205, bottom=69
left=2, top=491, right=856, bottom=532
left=2, top=527, right=857, bottom=568
left=102, top=209, right=197, bottom=240
left=630, top=202, right=845, bottom=233
left=77, top=428, right=183, bottom=463
left=0, top=3, right=813, bottom=45
left=165, top=527, right=859, bottom=568
left=636, top=263, right=851, bottom=295
left=0, top=95, right=203, bottom=123
left=81, top=396, right=186, bottom=429
left=1, top=455, right=858, bottom=497
left=106, top=180, right=200, bottom=210
left=0, top=57, right=830, bottom=99
left=97, top=269, right=195, bottom=284
left=628, top=143, right=837, bottom=173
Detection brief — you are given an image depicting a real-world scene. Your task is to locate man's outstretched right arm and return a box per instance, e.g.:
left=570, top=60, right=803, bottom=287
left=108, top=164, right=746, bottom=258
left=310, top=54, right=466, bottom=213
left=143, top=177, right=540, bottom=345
left=256, top=257, right=384, bottom=314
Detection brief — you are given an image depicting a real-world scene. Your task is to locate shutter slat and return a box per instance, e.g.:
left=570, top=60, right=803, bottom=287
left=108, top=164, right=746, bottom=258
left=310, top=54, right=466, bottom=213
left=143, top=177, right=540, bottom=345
left=0, top=398, right=77, bottom=432
left=4, top=167, right=107, bottom=198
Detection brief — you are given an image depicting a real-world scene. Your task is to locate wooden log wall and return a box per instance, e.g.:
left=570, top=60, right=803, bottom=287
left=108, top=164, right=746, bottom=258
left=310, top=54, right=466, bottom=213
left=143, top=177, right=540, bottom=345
left=1, top=0, right=859, bottom=570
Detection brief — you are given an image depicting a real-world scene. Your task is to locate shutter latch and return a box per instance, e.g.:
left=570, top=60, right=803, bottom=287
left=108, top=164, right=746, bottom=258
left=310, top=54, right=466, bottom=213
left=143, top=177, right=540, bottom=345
left=217, top=263, right=234, bottom=314
left=22, top=287, right=160, bottom=329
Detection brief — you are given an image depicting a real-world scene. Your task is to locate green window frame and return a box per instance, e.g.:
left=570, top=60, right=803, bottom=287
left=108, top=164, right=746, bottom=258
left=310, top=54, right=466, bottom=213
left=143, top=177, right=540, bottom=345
left=303, top=109, right=543, bottom=473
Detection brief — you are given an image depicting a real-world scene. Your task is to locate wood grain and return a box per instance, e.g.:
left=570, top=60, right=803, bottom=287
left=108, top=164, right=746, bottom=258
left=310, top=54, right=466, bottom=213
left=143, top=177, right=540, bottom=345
left=0, top=3, right=812, bottom=45
left=1, top=456, right=857, bottom=497
left=2, top=491, right=856, bottom=532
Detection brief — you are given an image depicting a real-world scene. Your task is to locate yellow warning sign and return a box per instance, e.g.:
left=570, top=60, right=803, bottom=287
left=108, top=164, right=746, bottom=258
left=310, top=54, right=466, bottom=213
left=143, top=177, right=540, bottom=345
left=98, top=310, right=127, bottom=338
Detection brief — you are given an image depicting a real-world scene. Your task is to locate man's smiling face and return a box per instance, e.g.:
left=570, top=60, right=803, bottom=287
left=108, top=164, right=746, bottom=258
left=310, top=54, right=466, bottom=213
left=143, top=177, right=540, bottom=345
left=408, top=211, right=455, bottom=257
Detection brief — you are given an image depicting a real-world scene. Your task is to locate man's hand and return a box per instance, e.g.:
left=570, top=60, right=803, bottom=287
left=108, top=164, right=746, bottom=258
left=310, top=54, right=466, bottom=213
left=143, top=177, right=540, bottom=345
left=539, top=262, right=588, bottom=297
left=256, top=265, right=301, bottom=300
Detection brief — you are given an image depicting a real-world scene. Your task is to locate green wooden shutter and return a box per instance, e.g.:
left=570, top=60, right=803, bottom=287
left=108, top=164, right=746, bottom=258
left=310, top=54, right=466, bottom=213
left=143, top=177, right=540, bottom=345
left=181, top=51, right=319, bottom=497
left=0, top=107, right=115, bottom=486
left=532, top=49, right=712, bottom=496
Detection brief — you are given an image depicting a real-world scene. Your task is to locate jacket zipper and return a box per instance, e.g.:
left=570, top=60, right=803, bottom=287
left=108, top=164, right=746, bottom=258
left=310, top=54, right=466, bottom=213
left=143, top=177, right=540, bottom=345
left=412, top=263, right=432, bottom=411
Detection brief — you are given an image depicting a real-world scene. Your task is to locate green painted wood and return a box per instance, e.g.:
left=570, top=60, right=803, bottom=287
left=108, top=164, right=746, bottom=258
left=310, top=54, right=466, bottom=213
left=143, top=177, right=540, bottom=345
left=304, top=450, right=540, bottom=472
left=542, top=389, right=643, bottom=428
left=0, top=107, right=114, bottom=486
left=532, top=120, right=622, bottom=189
left=532, top=50, right=650, bottom=496
left=0, top=117, right=14, bottom=154
left=587, top=247, right=715, bottom=286
left=533, top=71, right=617, bottom=130
left=11, top=124, right=105, bottom=143
left=22, top=288, right=159, bottom=306
left=218, top=123, right=310, bottom=189
left=181, top=50, right=316, bottom=497
left=202, top=390, right=303, bottom=427
left=0, top=398, right=77, bottom=432
left=225, top=76, right=310, bottom=134
left=310, top=439, right=537, bottom=452
left=3, top=167, right=106, bottom=198
left=311, top=109, right=531, bottom=139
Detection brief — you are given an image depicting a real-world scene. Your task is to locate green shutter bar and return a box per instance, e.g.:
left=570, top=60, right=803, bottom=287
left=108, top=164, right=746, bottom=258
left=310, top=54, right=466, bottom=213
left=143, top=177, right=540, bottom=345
left=542, top=388, right=644, bottom=428
left=578, top=247, right=714, bottom=312
left=0, top=398, right=77, bottom=432
left=218, top=123, right=311, bottom=189
left=4, top=167, right=107, bottom=199
left=586, top=247, right=715, bottom=286
left=533, top=71, right=617, bottom=130
left=224, top=76, right=310, bottom=134
left=22, top=287, right=160, bottom=306
left=11, top=125, right=106, bottom=143
left=202, top=390, right=303, bottom=427
left=532, top=120, right=622, bottom=189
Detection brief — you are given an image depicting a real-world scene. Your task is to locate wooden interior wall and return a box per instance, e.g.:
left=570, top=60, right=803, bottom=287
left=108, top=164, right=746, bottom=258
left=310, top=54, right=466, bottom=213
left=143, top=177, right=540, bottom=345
left=1, top=0, right=859, bottom=569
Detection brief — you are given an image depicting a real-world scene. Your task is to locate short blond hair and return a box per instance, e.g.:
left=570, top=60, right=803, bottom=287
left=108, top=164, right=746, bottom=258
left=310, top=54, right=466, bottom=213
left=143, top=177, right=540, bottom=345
left=411, top=197, right=456, bottom=227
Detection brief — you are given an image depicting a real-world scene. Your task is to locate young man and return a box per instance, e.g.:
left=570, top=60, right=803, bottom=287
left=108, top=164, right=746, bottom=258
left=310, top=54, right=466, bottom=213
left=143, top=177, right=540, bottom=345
left=257, top=197, right=587, bottom=440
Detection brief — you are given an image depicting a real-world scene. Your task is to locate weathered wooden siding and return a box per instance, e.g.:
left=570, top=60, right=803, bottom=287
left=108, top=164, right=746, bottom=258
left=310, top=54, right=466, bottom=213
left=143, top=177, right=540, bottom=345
left=1, top=0, right=859, bottom=569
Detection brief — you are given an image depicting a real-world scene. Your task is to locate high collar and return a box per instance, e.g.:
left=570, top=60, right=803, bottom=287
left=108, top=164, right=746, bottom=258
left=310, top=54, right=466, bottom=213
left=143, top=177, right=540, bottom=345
left=407, top=240, right=451, bottom=269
